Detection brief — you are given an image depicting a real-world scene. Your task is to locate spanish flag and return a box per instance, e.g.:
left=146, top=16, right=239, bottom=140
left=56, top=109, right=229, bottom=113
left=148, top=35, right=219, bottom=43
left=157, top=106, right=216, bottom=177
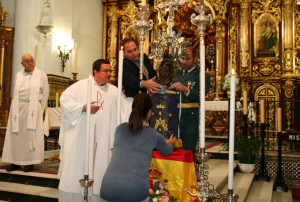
left=150, top=148, right=198, bottom=202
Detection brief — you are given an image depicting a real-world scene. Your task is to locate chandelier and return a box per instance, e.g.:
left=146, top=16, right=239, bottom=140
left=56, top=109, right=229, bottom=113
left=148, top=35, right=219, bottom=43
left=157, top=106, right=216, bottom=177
left=36, top=0, right=54, bottom=39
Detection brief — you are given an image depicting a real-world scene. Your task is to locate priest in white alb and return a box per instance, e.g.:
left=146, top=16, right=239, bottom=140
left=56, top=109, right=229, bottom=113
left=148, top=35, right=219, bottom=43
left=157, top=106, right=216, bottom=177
left=2, top=54, right=49, bottom=172
left=58, top=59, right=133, bottom=201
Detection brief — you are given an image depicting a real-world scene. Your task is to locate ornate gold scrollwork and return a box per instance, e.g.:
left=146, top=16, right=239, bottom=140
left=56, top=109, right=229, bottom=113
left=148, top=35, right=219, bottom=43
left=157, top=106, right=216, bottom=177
left=252, top=0, right=281, bottom=24
left=122, top=1, right=139, bottom=40
left=295, top=1, right=300, bottom=74
left=283, top=49, right=293, bottom=74
left=283, top=78, right=295, bottom=98
left=285, top=101, right=292, bottom=130
left=107, top=4, right=120, bottom=84
left=260, top=63, right=274, bottom=75
left=229, top=6, right=238, bottom=72
left=207, top=0, right=225, bottom=15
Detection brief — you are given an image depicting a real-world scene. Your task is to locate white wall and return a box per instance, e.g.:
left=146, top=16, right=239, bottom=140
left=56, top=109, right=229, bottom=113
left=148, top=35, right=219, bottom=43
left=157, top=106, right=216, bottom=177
left=1, top=0, right=103, bottom=90
left=71, top=0, right=103, bottom=79
left=1, top=0, right=15, bottom=27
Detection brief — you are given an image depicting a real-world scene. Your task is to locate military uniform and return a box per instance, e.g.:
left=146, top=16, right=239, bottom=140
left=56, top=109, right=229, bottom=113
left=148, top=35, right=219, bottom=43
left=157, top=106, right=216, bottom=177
left=172, top=65, right=211, bottom=155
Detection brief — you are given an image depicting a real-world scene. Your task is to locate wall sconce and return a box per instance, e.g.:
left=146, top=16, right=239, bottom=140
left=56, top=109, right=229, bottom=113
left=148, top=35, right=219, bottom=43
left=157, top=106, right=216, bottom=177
left=52, top=31, right=74, bottom=72
left=58, top=45, right=72, bottom=72
left=36, top=0, right=54, bottom=39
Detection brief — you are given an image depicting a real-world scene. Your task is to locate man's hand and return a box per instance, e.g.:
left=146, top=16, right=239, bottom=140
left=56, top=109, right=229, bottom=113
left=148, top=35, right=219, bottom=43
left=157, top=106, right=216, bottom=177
left=166, top=134, right=177, bottom=146
left=82, top=101, right=100, bottom=114
left=141, top=76, right=162, bottom=94
left=170, top=82, right=189, bottom=94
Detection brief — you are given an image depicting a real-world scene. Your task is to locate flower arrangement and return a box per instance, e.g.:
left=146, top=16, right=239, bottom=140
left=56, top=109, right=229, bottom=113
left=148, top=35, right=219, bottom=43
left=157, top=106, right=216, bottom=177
left=149, top=181, right=177, bottom=202
left=222, top=71, right=240, bottom=93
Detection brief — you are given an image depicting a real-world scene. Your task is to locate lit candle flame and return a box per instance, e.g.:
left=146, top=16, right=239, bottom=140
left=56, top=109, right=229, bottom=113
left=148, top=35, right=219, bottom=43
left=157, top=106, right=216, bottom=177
left=232, top=68, right=235, bottom=75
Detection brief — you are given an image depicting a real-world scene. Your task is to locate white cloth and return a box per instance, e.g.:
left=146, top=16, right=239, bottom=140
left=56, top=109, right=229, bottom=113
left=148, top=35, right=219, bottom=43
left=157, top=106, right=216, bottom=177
left=58, top=78, right=132, bottom=201
left=43, top=107, right=61, bottom=137
left=2, top=68, right=49, bottom=165
left=205, top=101, right=228, bottom=111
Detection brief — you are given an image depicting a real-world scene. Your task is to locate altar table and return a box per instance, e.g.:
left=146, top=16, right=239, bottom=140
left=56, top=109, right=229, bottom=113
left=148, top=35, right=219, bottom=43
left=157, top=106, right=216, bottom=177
left=150, top=148, right=198, bottom=202
left=43, top=107, right=61, bottom=137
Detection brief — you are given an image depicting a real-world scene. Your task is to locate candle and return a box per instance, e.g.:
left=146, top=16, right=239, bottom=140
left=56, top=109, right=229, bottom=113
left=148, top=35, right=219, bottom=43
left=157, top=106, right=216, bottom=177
left=34, top=45, right=38, bottom=62
left=55, top=93, right=59, bottom=108
left=260, top=100, right=265, bottom=124
left=74, top=43, right=78, bottom=73
left=228, top=68, right=236, bottom=190
left=200, top=40, right=205, bottom=148
left=277, top=108, right=282, bottom=132
left=85, top=75, right=92, bottom=175
left=142, top=0, right=146, bottom=6
left=243, top=83, right=248, bottom=115
left=241, top=29, right=246, bottom=67
left=117, top=47, right=123, bottom=125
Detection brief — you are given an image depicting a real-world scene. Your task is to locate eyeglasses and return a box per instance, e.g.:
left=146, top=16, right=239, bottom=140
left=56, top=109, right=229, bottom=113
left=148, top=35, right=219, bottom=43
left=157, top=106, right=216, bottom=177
left=99, top=69, right=112, bottom=73
left=23, top=59, right=35, bottom=64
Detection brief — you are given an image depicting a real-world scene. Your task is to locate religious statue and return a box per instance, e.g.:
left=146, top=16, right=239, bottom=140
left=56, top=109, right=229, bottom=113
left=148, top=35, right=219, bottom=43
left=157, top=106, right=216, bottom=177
left=158, top=52, right=174, bottom=88
left=150, top=52, right=178, bottom=139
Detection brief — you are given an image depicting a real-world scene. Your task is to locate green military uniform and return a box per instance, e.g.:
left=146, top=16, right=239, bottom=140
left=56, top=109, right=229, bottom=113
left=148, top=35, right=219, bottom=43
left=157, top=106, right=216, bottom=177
left=172, top=65, right=211, bottom=155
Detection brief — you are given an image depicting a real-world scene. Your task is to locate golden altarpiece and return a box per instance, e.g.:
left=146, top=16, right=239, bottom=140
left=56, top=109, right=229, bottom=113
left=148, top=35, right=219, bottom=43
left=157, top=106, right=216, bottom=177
left=102, top=0, right=300, bottom=136
left=0, top=3, right=14, bottom=154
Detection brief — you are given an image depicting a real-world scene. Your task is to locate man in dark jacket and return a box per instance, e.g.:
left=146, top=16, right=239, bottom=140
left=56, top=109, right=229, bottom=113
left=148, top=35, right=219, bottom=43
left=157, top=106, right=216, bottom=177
left=122, top=38, right=162, bottom=97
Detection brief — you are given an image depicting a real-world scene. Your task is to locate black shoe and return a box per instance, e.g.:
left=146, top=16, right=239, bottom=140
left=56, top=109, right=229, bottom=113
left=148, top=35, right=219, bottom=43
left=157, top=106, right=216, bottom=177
left=24, top=165, right=34, bottom=172
left=6, top=164, right=21, bottom=172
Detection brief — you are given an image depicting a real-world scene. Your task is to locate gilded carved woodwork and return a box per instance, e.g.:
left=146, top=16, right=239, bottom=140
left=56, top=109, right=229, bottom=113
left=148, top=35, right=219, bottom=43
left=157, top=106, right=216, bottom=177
left=252, top=0, right=281, bottom=24
left=252, top=58, right=281, bottom=77
left=107, top=3, right=119, bottom=84
left=0, top=2, right=13, bottom=128
left=121, top=1, right=139, bottom=40
left=283, top=78, right=295, bottom=98
left=283, top=0, right=294, bottom=49
left=285, top=101, right=292, bottom=130
left=240, top=0, right=250, bottom=77
left=295, top=3, right=300, bottom=75
left=229, top=5, right=238, bottom=73
left=205, top=111, right=228, bottom=136
left=283, top=49, right=294, bottom=74
left=215, top=21, right=225, bottom=96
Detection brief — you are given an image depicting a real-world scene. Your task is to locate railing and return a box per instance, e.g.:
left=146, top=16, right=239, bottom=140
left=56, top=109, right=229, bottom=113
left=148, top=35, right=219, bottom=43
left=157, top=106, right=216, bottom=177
left=235, top=100, right=300, bottom=153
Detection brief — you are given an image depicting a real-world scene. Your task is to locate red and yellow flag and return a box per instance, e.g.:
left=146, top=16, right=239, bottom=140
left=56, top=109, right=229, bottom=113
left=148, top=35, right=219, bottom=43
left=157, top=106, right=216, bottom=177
left=149, top=148, right=198, bottom=202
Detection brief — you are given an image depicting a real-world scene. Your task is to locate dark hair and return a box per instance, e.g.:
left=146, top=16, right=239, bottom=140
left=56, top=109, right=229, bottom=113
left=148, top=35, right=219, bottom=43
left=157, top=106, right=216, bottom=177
left=122, top=38, right=137, bottom=49
left=128, top=93, right=152, bottom=134
left=186, top=45, right=197, bottom=58
left=92, top=59, right=110, bottom=75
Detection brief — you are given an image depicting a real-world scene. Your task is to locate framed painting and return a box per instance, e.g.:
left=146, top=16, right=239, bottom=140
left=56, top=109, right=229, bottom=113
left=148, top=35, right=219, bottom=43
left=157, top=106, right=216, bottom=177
left=254, top=14, right=279, bottom=58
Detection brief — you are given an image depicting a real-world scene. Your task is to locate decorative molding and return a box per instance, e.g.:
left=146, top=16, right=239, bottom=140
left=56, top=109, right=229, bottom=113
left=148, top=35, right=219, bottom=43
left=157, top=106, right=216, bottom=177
left=283, top=78, right=295, bottom=98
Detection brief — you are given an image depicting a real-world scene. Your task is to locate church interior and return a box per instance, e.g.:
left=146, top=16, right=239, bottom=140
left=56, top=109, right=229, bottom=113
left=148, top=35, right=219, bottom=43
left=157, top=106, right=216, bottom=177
left=0, top=0, right=300, bottom=201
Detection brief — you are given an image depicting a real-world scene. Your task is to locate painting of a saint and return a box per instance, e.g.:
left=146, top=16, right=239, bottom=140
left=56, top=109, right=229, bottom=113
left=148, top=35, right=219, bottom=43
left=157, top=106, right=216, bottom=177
left=256, top=20, right=278, bottom=58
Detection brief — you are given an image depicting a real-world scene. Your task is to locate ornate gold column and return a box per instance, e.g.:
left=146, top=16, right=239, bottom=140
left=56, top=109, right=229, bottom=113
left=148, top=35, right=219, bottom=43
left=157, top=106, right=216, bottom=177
left=240, top=0, right=251, bottom=77
left=0, top=4, right=7, bottom=107
left=282, top=0, right=294, bottom=75
left=215, top=17, right=225, bottom=97
left=295, top=1, right=300, bottom=75
left=282, top=0, right=296, bottom=99
left=107, top=3, right=119, bottom=85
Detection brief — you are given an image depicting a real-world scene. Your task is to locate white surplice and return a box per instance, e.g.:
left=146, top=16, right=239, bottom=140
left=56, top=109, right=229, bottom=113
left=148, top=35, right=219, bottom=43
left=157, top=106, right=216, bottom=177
left=2, top=68, right=49, bottom=165
left=58, top=78, right=132, bottom=201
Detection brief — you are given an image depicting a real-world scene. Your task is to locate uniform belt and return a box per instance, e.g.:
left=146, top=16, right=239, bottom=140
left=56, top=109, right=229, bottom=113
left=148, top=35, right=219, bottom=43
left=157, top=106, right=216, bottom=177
left=178, top=103, right=199, bottom=108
